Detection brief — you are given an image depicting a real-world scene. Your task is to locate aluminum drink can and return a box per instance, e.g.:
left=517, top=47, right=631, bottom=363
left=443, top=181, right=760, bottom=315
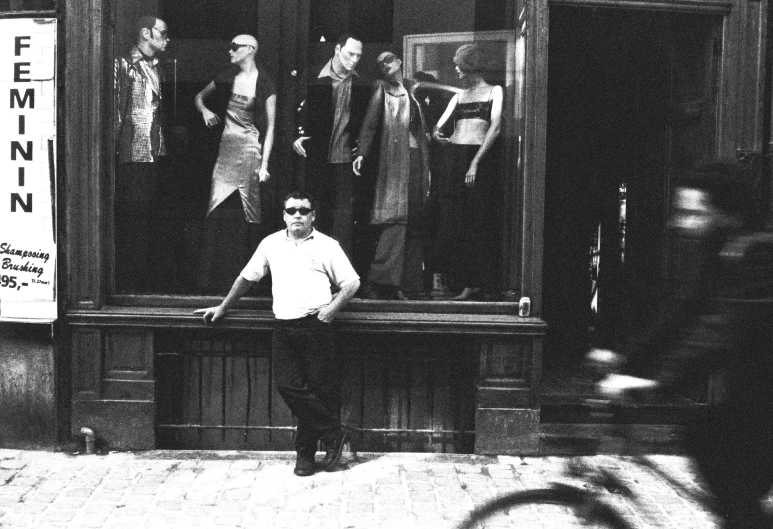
left=518, top=297, right=531, bottom=317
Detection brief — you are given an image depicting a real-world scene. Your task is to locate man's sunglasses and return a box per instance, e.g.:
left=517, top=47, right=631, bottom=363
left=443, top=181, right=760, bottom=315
left=378, top=55, right=398, bottom=65
left=230, top=43, right=253, bottom=52
left=285, top=207, right=313, bottom=216
left=150, top=26, right=168, bottom=39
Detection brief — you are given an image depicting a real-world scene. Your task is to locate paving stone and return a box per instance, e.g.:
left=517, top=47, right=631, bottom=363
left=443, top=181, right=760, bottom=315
left=12, top=502, right=48, bottom=515
left=343, top=491, right=373, bottom=503
left=374, top=475, right=401, bottom=485
left=213, top=512, right=244, bottom=525
left=0, top=460, right=26, bottom=470
left=73, top=513, right=109, bottom=527
left=63, top=487, right=96, bottom=498
left=0, top=495, right=22, bottom=507
left=137, top=474, right=167, bottom=485
left=0, top=513, right=37, bottom=527
left=39, top=509, right=76, bottom=522
left=52, top=496, right=89, bottom=509
left=379, top=518, right=414, bottom=529
left=143, top=513, right=178, bottom=527
left=406, top=480, right=433, bottom=492
left=82, top=501, right=116, bottom=514
left=340, top=511, right=379, bottom=527
left=403, top=471, right=430, bottom=482
left=102, top=479, right=133, bottom=491
left=22, top=491, right=58, bottom=504
left=154, top=499, right=184, bottom=511
left=343, top=482, right=372, bottom=492
left=374, top=484, right=404, bottom=496
left=111, top=505, right=148, bottom=518
left=407, top=491, right=436, bottom=502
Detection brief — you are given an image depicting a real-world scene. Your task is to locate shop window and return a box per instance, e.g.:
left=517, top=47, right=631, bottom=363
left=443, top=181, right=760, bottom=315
left=110, top=0, right=527, bottom=303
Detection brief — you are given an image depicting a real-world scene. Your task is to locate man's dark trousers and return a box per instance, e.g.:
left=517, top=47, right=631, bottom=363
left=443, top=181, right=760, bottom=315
left=273, top=315, right=342, bottom=456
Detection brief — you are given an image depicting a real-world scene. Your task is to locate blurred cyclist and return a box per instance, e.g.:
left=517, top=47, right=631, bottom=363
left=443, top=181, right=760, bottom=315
left=590, top=161, right=773, bottom=529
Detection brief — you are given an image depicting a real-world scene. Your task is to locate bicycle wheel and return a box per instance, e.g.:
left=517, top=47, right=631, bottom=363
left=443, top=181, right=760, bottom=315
left=454, top=485, right=633, bottom=529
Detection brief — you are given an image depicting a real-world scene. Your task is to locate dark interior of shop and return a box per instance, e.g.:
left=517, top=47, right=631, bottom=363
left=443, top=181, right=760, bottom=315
left=542, top=6, right=721, bottom=399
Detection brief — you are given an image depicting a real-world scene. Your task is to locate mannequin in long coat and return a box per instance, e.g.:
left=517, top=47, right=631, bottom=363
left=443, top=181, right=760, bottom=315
left=354, top=51, right=431, bottom=299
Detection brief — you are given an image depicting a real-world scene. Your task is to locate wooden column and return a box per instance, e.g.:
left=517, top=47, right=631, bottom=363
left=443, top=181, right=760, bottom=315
left=475, top=335, right=543, bottom=455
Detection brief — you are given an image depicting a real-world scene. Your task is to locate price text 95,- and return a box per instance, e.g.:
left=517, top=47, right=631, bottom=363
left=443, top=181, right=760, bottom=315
left=1, top=275, right=28, bottom=290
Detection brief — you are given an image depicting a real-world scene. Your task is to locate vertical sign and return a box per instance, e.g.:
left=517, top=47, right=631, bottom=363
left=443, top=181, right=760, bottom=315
left=0, top=19, right=57, bottom=322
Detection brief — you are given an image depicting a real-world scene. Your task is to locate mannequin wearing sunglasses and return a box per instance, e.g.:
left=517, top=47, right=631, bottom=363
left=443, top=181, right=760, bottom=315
left=114, top=15, right=170, bottom=292
left=194, top=34, right=277, bottom=293
left=353, top=51, right=431, bottom=299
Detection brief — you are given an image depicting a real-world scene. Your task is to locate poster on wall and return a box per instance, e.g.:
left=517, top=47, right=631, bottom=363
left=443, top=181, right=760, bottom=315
left=0, top=18, right=57, bottom=322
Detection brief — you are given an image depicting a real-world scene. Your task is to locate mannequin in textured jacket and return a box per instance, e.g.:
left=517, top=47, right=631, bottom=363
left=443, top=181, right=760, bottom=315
left=114, top=16, right=170, bottom=292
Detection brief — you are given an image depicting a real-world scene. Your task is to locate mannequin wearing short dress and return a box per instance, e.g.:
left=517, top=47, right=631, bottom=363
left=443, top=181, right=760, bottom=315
left=194, top=36, right=276, bottom=293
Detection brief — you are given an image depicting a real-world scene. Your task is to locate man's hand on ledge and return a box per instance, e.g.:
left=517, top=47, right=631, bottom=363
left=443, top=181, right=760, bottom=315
left=194, top=306, right=227, bottom=324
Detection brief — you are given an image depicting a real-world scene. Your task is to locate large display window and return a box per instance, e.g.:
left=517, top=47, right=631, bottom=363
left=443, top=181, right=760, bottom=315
left=109, top=0, right=528, bottom=306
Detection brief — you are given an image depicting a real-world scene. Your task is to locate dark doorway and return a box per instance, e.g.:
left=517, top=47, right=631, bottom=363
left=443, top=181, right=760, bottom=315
left=542, top=7, right=722, bottom=393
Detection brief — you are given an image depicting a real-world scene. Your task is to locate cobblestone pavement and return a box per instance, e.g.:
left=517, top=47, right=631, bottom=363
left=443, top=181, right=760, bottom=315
left=0, top=449, right=722, bottom=528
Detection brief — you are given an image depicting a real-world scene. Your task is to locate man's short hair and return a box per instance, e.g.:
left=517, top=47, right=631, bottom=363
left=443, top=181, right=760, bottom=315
left=283, top=190, right=317, bottom=211
left=136, top=16, right=158, bottom=38
left=335, top=33, right=362, bottom=51
left=676, top=160, right=759, bottom=229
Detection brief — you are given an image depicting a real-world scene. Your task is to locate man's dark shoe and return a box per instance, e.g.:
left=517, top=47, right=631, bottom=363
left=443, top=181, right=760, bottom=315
left=319, top=430, right=348, bottom=471
left=293, top=453, right=315, bottom=477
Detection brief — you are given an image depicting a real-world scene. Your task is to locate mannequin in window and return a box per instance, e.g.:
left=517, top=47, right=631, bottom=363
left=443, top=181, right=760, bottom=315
left=194, top=34, right=276, bottom=294
left=114, top=15, right=170, bottom=292
left=293, top=34, right=371, bottom=260
left=353, top=51, right=431, bottom=299
left=432, top=44, right=503, bottom=300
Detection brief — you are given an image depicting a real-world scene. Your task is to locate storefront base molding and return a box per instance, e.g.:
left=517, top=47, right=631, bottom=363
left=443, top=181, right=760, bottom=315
left=474, top=407, right=540, bottom=455
left=71, top=399, right=155, bottom=451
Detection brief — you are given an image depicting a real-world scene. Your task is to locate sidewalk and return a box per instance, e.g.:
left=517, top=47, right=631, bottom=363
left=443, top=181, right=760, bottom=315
left=0, top=448, right=718, bottom=528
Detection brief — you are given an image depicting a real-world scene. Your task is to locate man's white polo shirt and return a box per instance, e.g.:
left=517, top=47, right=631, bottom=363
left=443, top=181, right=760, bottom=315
left=240, top=229, right=359, bottom=320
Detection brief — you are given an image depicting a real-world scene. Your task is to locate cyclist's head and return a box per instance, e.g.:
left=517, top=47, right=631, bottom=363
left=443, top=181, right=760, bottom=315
left=671, top=160, right=758, bottom=234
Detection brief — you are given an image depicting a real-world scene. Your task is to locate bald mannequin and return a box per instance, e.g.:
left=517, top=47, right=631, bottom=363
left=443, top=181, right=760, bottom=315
left=196, top=35, right=260, bottom=129
left=232, top=34, right=257, bottom=49
left=194, top=34, right=275, bottom=184
left=194, top=30, right=276, bottom=182
left=193, top=34, right=277, bottom=293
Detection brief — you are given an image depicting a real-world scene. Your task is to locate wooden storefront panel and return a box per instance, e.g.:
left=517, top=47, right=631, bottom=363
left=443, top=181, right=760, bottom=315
left=155, top=331, right=479, bottom=453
